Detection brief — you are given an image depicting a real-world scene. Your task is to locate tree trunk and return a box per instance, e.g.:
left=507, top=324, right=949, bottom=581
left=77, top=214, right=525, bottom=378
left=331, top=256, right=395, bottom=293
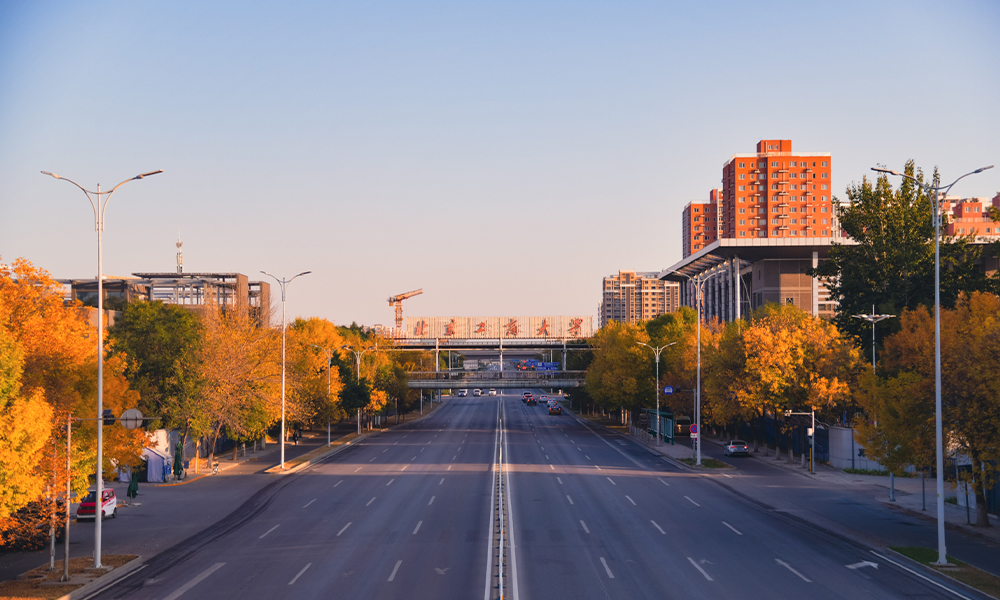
left=971, top=458, right=992, bottom=527
left=787, top=426, right=795, bottom=463
left=208, top=424, right=222, bottom=471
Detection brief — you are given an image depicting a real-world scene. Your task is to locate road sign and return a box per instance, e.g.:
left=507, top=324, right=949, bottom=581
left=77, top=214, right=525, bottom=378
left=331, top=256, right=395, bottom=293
left=663, top=386, right=674, bottom=395
left=120, top=408, right=144, bottom=430
left=689, top=423, right=698, bottom=434
left=691, top=432, right=699, bottom=440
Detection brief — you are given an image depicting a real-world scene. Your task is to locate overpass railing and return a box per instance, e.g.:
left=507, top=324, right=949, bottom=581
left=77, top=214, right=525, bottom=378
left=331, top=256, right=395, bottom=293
left=408, top=370, right=586, bottom=381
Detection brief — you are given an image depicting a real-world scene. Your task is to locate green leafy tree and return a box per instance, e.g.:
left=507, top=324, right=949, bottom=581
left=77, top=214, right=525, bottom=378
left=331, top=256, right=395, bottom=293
left=585, top=322, right=651, bottom=422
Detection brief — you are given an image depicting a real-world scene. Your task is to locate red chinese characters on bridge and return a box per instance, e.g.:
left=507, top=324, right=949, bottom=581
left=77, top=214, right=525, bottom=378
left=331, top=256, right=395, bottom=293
left=475, top=321, right=487, bottom=334
left=536, top=319, right=550, bottom=337
left=568, top=318, right=583, bottom=337
left=445, top=319, right=456, bottom=336
left=505, top=319, right=518, bottom=337
left=414, top=320, right=428, bottom=336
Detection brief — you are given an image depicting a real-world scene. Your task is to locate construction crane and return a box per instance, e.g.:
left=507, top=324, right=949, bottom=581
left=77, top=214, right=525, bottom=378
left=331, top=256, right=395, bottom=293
left=388, top=289, right=423, bottom=333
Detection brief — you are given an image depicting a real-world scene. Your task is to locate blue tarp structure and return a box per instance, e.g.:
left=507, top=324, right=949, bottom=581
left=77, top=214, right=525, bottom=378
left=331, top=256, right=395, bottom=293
left=119, top=447, right=171, bottom=483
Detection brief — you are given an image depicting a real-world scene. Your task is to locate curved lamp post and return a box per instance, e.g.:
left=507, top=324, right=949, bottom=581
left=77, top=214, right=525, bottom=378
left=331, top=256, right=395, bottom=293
left=662, top=267, right=726, bottom=466
left=261, top=270, right=311, bottom=469
left=637, top=342, right=677, bottom=446
left=42, top=169, right=162, bottom=569
left=871, top=163, right=993, bottom=565
left=341, top=344, right=376, bottom=434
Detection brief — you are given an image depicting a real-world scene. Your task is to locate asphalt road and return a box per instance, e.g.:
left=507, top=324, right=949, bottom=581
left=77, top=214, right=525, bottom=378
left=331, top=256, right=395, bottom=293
left=86, top=392, right=989, bottom=600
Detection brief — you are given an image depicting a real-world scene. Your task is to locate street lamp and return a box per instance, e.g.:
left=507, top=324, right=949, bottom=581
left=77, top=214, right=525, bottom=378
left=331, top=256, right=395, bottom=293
left=871, top=163, right=993, bottom=565
left=784, top=409, right=816, bottom=474
left=662, top=267, right=726, bottom=466
left=852, top=307, right=896, bottom=371
left=310, top=344, right=334, bottom=447
left=261, top=270, right=311, bottom=470
left=637, top=342, right=677, bottom=446
left=341, top=344, right=376, bottom=434
left=42, top=168, right=162, bottom=569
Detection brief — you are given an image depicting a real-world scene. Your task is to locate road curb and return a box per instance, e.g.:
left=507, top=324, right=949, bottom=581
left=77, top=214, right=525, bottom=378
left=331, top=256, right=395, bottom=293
left=56, top=556, right=143, bottom=600
left=565, top=409, right=697, bottom=473
left=882, top=547, right=1000, bottom=600
left=881, top=500, right=1000, bottom=549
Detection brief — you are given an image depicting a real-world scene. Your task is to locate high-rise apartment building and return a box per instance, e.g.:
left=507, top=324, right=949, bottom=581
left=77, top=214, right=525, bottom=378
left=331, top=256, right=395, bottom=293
left=721, top=139, right=833, bottom=241
left=599, top=270, right=680, bottom=328
left=681, top=189, right=723, bottom=258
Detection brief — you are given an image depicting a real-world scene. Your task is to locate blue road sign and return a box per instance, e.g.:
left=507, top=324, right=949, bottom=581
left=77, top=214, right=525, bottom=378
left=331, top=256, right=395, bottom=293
left=689, top=423, right=698, bottom=434
left=663, top=386, right=674, bottom=395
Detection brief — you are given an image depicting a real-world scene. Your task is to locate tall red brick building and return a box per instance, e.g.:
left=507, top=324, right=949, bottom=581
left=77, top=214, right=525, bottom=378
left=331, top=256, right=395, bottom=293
left=720, top=139, right=833, bottom=241
left=681, top=189, right=723, bottom=258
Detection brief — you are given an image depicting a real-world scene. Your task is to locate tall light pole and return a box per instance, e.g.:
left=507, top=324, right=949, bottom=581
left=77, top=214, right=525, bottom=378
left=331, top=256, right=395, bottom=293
left=261, top=270, right=311, bottom=469
left=852, top=307, right=895, bottom=371
left=42, top=169, right=162, bottom=569
left=871, top=163, right=993, bottom=565
left=310, top=344, right=334, bottom=447
left=341, top=344, right=376, bottom=434
left=637, top=342, right=677, bottom=446
left=662, top=267, right=726, bottom=466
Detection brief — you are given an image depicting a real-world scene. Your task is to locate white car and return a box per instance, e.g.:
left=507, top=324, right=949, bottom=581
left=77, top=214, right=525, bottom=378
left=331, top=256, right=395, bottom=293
left=488, top=389, right=497, bottom=396
left=473, top=389, right=482, bottom=396
left=457, top=389, right=468, bottom=397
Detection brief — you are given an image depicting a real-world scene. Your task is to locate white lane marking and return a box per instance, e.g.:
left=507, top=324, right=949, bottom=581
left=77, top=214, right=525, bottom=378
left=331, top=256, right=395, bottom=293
left=447, top=465, right=452, bottom=471
left=452, top=455, right=457, bottom=460
left=387, top=478, right=395, bottom=486
left=870, top=551, right=973, bottom=600
left=439, top=477, right=445, bottom=484
left=585, top=455, right=591, bottom=460
left=413, top=521, right=423, bottom=534
left=687, top=557, right=713, bottom=581
left=428, top=496, right=435, bottom=506
left=369, top=457, right=377, bottom=462
left=580, top=520, right=590, bottom=534
left=594, top=465, right=602, bottom=470
left=388, top=559, right=402, bottom=581
left=394, top=442, right=398, bottom=445
left=556, top=477, right=563, bottom=484
left=846, top=561, right=879, bottom=570
left=685, top=496, right=700, bottom=507
left=162, top=562, right=226, bottom=600
left=403, top=435, right=408, bottom=438
left=659, top=478, right=670, bottom=486
left=383, top=449, right=388, bottom=453
left=606, top=477, right=616, bottom=485
left=545, top=454, right=550, bottom=459
left=600, top=557, right=615, bottom=579
left=540, top=446, right=544, bottom=450
left=337, top=522, right=351, bottom=536
left=549, top=464, right=554, bottom=470
left=411, top=456, right=417, bottom=461
left=334, top=479, right=343, bottom=487
left=354, top=467, right=363, bottom=472
left=259, top=524, right=280, bottom=539
left=650, top=520, right=666, bottom=534
left=303, top=499, right=316, bottom=509
left=578, top=447, right=582, bottom=451
left=401, top=465, right=409, bottom=471
left=722, top=521, right=743, bottom=535
left=776, top=559, right=811, bottom=582
left=722, top=473, right=732, bottom=478
left=366, top=497, right=376, bottom=506
left=566, top=495, right=574, bottom=505
left=625, top=495, right=636, bottom=506
left=421, top=448, right=425, bottom=452
left=288, top=563, right=311, bottom=585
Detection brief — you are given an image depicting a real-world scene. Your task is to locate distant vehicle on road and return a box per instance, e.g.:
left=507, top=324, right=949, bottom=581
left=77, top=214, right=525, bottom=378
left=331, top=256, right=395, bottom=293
left=76, top=487, right=117, bottom=520
left=527, top=398, right=537, bottom=406
left=488, top=389, right=497, bottom=396
left=548, top=405, right=562, bottom=415
left=723, top=440, right=749, bottom=456
left=457, top=389, right=468, bottom=397
left=473, top=389, right=482, bottom=396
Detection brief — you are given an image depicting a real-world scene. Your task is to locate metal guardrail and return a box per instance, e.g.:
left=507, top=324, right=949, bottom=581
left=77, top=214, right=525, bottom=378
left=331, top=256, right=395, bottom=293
left=408, top=370, right=586, bottom=381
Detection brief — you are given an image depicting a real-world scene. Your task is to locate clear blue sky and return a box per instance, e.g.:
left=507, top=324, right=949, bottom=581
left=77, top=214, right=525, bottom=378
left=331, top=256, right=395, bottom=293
left=2, top=0, right=998, bottom=326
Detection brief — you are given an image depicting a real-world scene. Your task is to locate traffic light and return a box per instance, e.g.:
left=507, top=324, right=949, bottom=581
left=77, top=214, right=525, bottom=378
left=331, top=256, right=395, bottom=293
left=102, top=409, right=116, bottom=426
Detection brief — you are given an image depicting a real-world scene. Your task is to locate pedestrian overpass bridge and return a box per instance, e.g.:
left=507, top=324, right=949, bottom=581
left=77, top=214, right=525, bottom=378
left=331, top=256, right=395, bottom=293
left=406, top=370, right=586, bottom=389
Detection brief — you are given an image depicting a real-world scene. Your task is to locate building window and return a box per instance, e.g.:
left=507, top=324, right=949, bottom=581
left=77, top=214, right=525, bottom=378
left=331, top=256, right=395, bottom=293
left=821, top=173, right=828, bottom=179
left=739, top=174, right=746, bottom=180
left=772, top=207, right=779, bottom=213
left=739, top=162, right=745, bottom=168
left=759, top=162, right=766, bottom=168
left=739, top=208, right=746, bottom=214
left=739, top=231, right=746, bottom=237
left=694, top=208, right=700, bottom=212
left=790, top=207, right=798, bottom=213
left=771, top=161, right=779, bottom=167
left=738, top=185, right=746, bottom=191
left=771, top=218, right=779, bottom=224
left=773, top=229, right=780, bottom=236
left=821, top=206, right=828, bottom=213
left=791, top=219, right=798, bottom=224
left=821, top=161, right=828, bottom=167
left=739, top=219, right=745, bottom=225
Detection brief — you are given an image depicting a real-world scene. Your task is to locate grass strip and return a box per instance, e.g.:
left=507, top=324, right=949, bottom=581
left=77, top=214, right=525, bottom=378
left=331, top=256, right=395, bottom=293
left=891, top=546, right=1000, bottom=598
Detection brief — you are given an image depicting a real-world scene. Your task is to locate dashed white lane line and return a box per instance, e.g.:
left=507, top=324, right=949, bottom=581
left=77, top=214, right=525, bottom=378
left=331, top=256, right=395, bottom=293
left=334, top=479, right=343, bottom=487
left=452, top=455, right=457, bottom=460
left=650, top=520, right=666, bottom=534
left=776, top=559, right=811, bottom=582
left=421, top=448, right=425, bottom=452
left=383, top=448, right=388, bottom=453
left=366, top=497, right=376, bottom=506
left=688, top=557, right=713, bottom=581
left=387, top=478, right=395, bottom=486
left=625, top=495, right=636, bottom=506
left=566, top=495, right=574, bottom=505
left=354, top=467, right=363, bottom=472
left=658, top=478, right=670, bottom=487
left=549, top=465, right=555, bottom=470
left=540, top=446, right=544, bottom=450
left=556, top=477, right=563, bottom=484
left=447, top=465, right=452, bottom=471
left=585, top=455, right=592, bottom=460
left=685, top=496, right=700, bottom=507
left=580, top=520, right=590, bottom=534
left=411, top=456, right=417, bottom=461
left=369, top=456, right=377, bottom=462
left=401, top=465, right=409, bottom=471
left=594, top=465, right=602, bottom=470
left=302, top=499, right=316, bottom=509
left=388, top=560, right=402, bottom=581
left=428, top=496, right=435, bottom=506
left=162, top=562, right=226, bottom=600
left=288, top=563, right=311, bottom=585
left=600, top=557, right=615, bottom=579
left=722, top=521, right=743, bottom=535
left=413, top=520, right=423, bottom=534
left=337, top=522, right=352, bottom=536
left=545, top=455, right=550, bottom=459
left=259, top=525, right=280, bottom=539
left=439, top=477, right=445, bottom=484
left=606, top=477, right=616, bottom=485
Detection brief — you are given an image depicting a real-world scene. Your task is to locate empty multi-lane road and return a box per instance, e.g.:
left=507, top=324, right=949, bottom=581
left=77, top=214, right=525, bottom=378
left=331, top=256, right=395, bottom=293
left=91, top=393, right=987, bottom=599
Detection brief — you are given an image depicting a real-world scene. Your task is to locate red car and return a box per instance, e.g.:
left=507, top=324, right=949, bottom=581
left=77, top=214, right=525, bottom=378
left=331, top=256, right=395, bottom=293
left=76, top=488, right=117, bottom=521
